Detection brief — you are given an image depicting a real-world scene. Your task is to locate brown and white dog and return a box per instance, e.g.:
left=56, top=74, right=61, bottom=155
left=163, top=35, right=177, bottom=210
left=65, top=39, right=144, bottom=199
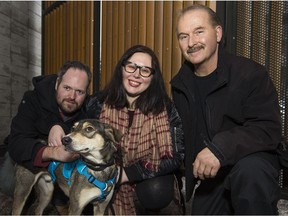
left=12, top=119, right=122, bottom=215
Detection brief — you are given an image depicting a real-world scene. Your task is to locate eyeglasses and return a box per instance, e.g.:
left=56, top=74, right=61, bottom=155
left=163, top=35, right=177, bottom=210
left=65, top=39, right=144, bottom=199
left=122, top=61, right=155, bottom=78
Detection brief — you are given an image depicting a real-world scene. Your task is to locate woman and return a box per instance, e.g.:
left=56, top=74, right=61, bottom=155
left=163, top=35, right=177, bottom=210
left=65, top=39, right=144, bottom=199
left=50, top=45, right=184, bottom=214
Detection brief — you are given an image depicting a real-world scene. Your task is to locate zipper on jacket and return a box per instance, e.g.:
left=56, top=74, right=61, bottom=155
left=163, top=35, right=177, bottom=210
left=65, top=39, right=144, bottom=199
left=174, top=127, right=178, bottom=152
left=204, top=100, right=212, bottom=140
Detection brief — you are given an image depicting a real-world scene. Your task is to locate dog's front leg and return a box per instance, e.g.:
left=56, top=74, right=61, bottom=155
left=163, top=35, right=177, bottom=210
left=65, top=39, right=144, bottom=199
left=93, top=188, right=114, bottom=216
left=34, top=174, right=54, bottom=215
left=68, top=193, right=85, bottom=215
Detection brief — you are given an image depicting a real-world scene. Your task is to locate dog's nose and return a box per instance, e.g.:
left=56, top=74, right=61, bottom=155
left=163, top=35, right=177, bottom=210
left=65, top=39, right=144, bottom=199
left=62, top=136, right=72, bottom=146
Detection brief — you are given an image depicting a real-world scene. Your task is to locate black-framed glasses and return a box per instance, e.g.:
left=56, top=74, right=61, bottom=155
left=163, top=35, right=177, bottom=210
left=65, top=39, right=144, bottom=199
left=122, top=61, right=155, bottom=78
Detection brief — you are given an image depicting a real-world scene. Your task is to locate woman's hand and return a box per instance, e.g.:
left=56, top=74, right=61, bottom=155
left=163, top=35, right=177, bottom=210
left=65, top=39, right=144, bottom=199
left=48, top=125, right=65, bottom=146
left=117, top=166, right=128, bottom=184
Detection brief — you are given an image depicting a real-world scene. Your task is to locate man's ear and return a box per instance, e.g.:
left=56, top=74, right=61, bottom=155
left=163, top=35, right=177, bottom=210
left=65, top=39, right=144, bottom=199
left=55, top=78, right=59, bottom=91
left=216, top=25, right=223, bottom=43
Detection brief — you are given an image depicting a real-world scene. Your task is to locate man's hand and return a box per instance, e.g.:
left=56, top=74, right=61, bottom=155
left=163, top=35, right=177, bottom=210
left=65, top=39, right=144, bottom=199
left=193, top=147, right=220, bottom=180
left=48, top=125, right=65, bottom=146
left=42, top=145, right=79, bottom=162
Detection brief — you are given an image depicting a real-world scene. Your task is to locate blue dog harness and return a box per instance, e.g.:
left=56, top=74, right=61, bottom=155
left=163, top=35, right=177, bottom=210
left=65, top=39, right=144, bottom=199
left=48, top=159, right=117, bottom=200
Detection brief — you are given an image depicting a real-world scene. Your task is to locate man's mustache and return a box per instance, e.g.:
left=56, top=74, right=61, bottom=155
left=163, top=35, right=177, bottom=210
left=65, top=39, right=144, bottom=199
left=63, top=98, right=76, bottom=104
left=187, top=45, right=204, bottom=54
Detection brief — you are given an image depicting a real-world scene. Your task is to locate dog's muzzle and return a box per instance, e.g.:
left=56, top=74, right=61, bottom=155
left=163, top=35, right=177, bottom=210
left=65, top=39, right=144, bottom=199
left=62, top=136, right=72, bottom=146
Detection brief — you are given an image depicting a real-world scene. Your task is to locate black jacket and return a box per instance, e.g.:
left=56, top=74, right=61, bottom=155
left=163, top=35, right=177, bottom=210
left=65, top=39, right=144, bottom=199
left=86, top=95, right=185, bottom=182
left=8, top=75, right=90, bottom=171
left=170, top=48, right=282, bottom=200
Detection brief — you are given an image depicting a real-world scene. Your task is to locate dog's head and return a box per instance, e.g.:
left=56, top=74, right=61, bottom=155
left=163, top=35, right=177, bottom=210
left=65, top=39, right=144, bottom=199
left=62, top=119, right=122, bottom=164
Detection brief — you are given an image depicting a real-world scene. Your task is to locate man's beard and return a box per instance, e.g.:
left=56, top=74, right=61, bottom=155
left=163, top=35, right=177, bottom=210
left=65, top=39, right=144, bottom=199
left=59, top=99, right=80, bottom=116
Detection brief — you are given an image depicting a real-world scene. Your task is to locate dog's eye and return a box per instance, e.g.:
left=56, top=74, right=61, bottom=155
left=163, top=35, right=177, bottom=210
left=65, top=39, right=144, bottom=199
left=85, top=126, right=94, bottom=133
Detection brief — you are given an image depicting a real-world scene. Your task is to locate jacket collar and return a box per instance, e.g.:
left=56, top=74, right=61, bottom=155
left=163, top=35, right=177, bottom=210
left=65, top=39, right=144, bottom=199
left=171, top=46, right=230, bottom=95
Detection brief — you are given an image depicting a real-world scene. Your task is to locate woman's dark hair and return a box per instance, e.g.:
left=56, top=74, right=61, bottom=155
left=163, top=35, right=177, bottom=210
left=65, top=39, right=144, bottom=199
left=99, top=44, right=171, bottom=115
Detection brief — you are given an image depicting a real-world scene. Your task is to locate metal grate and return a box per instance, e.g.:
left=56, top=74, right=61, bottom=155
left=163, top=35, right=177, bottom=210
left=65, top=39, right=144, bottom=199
left=235, top=1, right=288, bottom=196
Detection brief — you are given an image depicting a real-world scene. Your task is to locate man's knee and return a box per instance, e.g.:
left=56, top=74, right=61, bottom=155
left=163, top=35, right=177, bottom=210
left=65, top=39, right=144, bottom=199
left=226, top=152, right=280, bottom=214
left=231, top=152, right=279, bottom=181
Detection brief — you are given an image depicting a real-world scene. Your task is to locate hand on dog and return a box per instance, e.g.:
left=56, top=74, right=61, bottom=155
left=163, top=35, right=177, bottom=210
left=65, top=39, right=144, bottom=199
left=193, top=147, right=220, bottom=180
left=48, top=125, right=65, bottom=146
left=42, top=145, right=80, bottom=162
left=117, top=166, right=128, bottom=184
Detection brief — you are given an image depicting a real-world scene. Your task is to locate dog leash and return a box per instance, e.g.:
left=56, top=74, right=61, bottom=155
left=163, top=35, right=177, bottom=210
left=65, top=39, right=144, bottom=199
left=190, top=179, right=201, bottom=213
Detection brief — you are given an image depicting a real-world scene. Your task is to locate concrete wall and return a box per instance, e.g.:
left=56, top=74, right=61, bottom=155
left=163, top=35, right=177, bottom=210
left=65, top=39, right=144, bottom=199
left=0, top=1, right=42, bottom=147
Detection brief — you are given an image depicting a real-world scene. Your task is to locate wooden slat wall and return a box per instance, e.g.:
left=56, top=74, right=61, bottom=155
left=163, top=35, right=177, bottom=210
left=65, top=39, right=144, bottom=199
left=43, top=1, right=94, bottom=92
left=101, top=1, right=215, bottom=94
left=43, top=1, right=215, bottom=94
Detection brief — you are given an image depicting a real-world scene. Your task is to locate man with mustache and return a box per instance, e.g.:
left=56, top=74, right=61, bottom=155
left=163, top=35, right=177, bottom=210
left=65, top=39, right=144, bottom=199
left=7, top=60, right=92, bottom=214
left=170, top=4, right=282, bottom=214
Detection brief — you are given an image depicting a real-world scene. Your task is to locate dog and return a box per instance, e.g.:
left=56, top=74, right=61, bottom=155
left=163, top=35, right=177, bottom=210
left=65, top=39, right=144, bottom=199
left=11, top=119, right=122, bottom=215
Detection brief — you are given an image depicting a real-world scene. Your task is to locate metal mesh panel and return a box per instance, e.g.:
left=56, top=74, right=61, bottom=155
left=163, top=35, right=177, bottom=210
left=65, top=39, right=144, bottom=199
left=278, top=2, right=288, bottom=194
left=236, top=2, right=252, bottom=58
left=251, top=2, right=270, bottom=66
left=236, top=2, right=288, bottom=194
left=269, top=2, right=284, bottom=95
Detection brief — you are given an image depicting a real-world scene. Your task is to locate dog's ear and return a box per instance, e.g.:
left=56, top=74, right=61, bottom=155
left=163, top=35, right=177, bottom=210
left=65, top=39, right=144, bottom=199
left=104, top=125, right=123, bottom=144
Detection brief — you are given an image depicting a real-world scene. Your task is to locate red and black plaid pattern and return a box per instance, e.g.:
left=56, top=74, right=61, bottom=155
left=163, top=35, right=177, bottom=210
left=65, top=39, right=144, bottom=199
left=100, top=104, right=173, bottom=215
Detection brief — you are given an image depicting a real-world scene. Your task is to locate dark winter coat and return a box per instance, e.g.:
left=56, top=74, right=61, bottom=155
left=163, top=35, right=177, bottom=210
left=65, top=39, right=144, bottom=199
left=8, top=75, right=90, bottom=171
left=170, top=47, right=282, bottom=200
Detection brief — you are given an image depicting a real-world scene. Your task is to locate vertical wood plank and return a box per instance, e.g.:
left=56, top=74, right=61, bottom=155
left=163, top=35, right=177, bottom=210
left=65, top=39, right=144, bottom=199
left=80, top=2, right=85, bottom=61
left=76, top=2, right=79, bottom=61
left=55, top=8, right=59, bottom=69
left=146, top=1, right=155, bottom=49
left=112, top=1, right=119, bottom=75
left=59, top=5, right=63, bottom=66
left=131, top=2, right=139, bottom=46
left=101, top=2, right=107, bottom=89
left=118, top=2, right=125, bottom=59
left=172, top=1, right=183, bottom=78
left=154, top=1, right=163, bottom=67
left=52, top=10, right=56, bottom=72
left=87, top=1, right=93, bottom=67
left=69, top=2, right=74, bottom=60
left=163, top=1, right=173, bottom=94
left=125, top=1, right=132, bottom=50
left=138, top=1, right=147, bottom=45
left=106, top=2, right=113, bottom=84
left=89, top=1, right=94, bottom=93
left=63, top=3, right=67, bottom=62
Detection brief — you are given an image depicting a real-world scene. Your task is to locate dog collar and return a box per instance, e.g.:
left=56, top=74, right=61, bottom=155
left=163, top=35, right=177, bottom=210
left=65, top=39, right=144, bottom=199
left=81, top=156, right=115, bottom=171
left=48, top=160, right=117, bottom=200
